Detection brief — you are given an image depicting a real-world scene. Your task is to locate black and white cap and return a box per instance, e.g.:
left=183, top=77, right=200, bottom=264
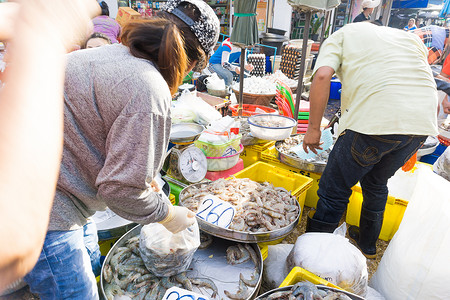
left=161, top=0, right=220, bottom=55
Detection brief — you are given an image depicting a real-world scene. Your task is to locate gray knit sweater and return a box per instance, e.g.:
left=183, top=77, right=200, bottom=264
left=49, top=44, right=171, bottom=230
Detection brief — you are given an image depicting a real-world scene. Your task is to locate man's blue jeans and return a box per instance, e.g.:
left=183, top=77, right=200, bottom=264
left=313, top=130, right=426, bottom=223
left=24, top=221, right=101, bottom=300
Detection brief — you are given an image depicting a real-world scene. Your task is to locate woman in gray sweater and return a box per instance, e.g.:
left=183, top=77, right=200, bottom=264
left=24, top=0, right=219, bottom=298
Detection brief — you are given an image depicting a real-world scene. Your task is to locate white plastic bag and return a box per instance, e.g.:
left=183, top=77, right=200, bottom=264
left=262, top=244, right=294, bottom=290
left=286, top=224, right=368, bottom=296
left=433, top=146, right=450, bottom=181
left=171, top=99, right=197, bottom=124
left=370, top=167, right=450, bottom=299
left=176, top=91, right=221, bottom=125
left=366, top=287, right=385, bottom=300
left=197, top=116, right=240, bottom=145
left=139, top=221, right=200, bottom=277
left=203, top=73, right=226, bottom=91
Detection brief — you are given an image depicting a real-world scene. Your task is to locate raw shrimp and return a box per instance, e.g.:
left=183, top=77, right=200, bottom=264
left=224, top=278, right=249, bottom=300
left=240, top=271, right=259, bottom=287
left=191, top=277, right=218, bottom=298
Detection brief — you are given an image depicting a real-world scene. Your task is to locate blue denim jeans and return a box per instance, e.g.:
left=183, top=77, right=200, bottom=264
left=24, top=221, right=101, bottom=300
left=313, top=130, right=426, bottom=223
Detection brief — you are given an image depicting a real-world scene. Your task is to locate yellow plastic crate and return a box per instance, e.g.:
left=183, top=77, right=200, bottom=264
left=346, top=185, right=407, bottom=242
left=346, top=162, right=431, bottom=241
left=258, top=244, right=268, bottom=260
left=261, top=146, right=322, bottom=208
left=232, top=161, right=313, bottom=215
left=240, top=141, right=275, bottom=168
left=99, top=238, right=119, bottom=257
left=280, top=266, right=342, bottom=290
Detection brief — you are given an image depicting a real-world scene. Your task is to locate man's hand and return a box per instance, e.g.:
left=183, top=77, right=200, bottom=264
left=303, top=127, right=323, bottom=155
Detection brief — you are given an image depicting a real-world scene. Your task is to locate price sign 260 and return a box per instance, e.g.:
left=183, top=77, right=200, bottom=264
left=196, top=195, right=235, bottom=229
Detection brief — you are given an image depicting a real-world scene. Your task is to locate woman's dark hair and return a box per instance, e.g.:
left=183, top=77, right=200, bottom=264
left=121, top=3, right=206, bottom=94
left=99, top=1, right=109, bottom=16
left=82, top=32, right=112, bottom=49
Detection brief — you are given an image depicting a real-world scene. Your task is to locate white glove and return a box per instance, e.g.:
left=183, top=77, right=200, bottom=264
left=159, top=205, right=195, bottom=234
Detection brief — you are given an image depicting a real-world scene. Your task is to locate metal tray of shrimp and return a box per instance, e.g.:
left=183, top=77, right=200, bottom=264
left=255, top=284, right=365, bottom=300
left=275, top=140, right=327, bottom=174
left=178, top=183, right=301, bottom=243
left=100, top=224, right=263, bottom=300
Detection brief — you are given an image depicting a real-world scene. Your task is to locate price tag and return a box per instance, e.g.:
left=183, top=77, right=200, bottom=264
left=163, top=286, right=210, bottom=300
left=196, top=195, right=235, bottom=229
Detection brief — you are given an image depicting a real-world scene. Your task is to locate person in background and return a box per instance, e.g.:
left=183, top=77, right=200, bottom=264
left=92, top=1, right=121, bottom=43
left=83, top=32, right=112, bottom=49
left=23, top=0, right=219, bottom=298
left=353, top=0, right=380, bottom=23
left=303, top=21, right=437, bottom=259
left=412, top=25, right=450, bottom=65
left=0, top=0, right=99, bottom=292
left=374, top=15, right=383, bottom=26
left=404, top=18, right=417, bottom=31
left=208, top=37, right=253, bottom=86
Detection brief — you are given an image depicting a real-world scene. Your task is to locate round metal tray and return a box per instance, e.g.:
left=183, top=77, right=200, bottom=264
left=275, top=140, right=327, bottom=173
left=179, top=182, right=300, bottom=243
left=100, top=225, right=263, bottom=300
left=256, top=285, right=365, bottom=300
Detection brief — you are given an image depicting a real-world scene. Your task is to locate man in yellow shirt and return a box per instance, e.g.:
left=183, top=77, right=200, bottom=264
left=303, top=21, right=438, bottom=258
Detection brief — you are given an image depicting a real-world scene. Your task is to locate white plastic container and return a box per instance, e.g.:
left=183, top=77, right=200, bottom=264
left=248, top=114, right=296, bottom=141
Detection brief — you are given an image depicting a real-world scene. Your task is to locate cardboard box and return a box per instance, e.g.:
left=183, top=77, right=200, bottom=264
left=115, top=7, right=141, bottom=27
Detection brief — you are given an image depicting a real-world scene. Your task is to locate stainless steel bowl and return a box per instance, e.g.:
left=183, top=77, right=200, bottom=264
left=179, top=182, right=300, bottom=243
left=275, top=140, right=327, bottom=173
left=170, top=123, right=205, bottom=144
left=256, top=285, right=365, bottom=300
left=100, top=225, right=264, bottom=300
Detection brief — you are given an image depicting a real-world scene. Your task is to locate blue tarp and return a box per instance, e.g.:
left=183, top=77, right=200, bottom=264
left=392, top=0, right=429, bottom=8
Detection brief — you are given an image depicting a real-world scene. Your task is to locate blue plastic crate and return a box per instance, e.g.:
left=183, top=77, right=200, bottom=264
left=435, top=143, right=447, bottom=156
left=419, top=153, right=440, bottom=165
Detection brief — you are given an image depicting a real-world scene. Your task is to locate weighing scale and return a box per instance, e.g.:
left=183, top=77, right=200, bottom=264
left=164, top=123, right=207, bottom=185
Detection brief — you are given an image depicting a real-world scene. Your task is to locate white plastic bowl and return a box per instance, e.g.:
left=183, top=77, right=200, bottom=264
left=206, top=144, right=243, bottom=171
left=248, top=114, right=296, bottom=141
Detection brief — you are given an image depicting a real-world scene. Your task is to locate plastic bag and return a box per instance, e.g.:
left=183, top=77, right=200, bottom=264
left=203, top=73, right=226, bottom=91
left=370, top=167, right=450, bottom=299
left=139, top=221, right=200, bottom=277
left=366, top=287, right=385, bottom=300
left=286, top=224, right=368, bottom=296
left=177, top=91, right=222, bottom=125
left=171, top=98, right=197, bottom=124
left=262, top=244, right=294, bottom=290
left=433, top=146, right=450, bottom=181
